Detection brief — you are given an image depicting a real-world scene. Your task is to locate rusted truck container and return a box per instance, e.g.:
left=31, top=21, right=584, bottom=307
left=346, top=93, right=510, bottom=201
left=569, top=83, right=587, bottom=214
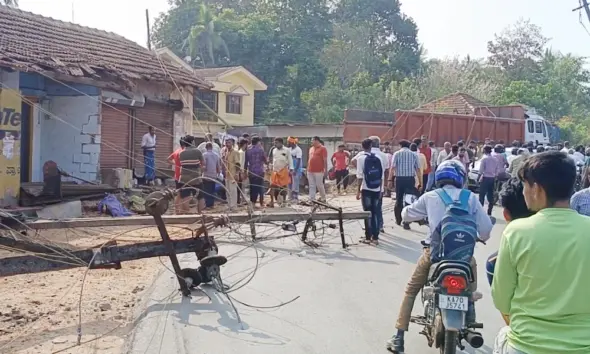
left=390, top=110, right=525, bottom=144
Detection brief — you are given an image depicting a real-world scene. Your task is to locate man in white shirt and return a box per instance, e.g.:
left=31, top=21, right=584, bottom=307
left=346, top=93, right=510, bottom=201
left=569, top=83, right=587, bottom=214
left=197, top=133, right=221, bottom=157
left=270, top=138, right=294, bottom=206
left=573, top=145, right=585, bottom=165
left=436, top=141, right=452, bottom=166
left=356, top=137, right=386, bottom=244
left=561, top=141, right=571, bottom=154
left=288, top=137, right=303, bottom=200
left=141, top=126, right=157, bottom=184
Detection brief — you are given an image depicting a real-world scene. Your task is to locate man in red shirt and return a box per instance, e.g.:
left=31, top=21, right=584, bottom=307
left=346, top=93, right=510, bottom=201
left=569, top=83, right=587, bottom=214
left=167, top=136, right=189, bottom=214
left=307, top=136, right=328, bottom=201
left=416, top=138, right=432, bottom=194
left=332, top=144, right=351, bottom=194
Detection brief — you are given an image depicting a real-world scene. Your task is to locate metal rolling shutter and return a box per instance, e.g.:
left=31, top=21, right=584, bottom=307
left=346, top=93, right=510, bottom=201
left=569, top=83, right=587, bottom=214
left=100, top=104, right=131, bottom=169
left=133, top=102, right=174, bottom=178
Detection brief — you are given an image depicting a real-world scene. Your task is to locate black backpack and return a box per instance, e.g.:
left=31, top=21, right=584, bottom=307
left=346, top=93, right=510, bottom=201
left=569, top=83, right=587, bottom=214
left=363, top=153, right=383, bottom=189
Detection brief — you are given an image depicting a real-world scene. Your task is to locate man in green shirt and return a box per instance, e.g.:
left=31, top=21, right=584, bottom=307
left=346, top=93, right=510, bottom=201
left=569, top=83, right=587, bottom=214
left=491, top=151, right=590, bottom=354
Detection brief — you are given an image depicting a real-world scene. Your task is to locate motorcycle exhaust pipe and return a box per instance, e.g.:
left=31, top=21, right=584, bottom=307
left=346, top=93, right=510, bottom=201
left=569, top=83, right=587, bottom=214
left=465, top=331, right=484, bottom=349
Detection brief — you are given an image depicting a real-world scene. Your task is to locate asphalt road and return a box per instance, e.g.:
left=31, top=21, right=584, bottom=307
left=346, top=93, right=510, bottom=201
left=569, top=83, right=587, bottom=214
left=126, top=197, right=506, bottom=354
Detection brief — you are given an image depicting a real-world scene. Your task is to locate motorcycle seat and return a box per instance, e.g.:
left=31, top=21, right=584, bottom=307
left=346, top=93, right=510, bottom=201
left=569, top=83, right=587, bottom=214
left=428, top=260, right=474, bottom=282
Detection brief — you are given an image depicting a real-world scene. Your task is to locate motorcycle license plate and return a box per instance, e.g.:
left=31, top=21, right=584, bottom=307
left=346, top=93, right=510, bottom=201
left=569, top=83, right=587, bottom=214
left=438, top=295, right=468, bottom=311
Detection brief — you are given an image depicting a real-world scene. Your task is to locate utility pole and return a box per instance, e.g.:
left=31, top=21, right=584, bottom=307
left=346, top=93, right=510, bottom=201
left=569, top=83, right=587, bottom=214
left=573, top=0, right=590, bottom=24
left=145, top=9, right=152, bottom=50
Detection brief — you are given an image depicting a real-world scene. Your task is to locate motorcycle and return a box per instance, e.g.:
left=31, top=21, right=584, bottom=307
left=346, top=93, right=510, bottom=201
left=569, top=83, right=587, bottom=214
left=409, top=240, right=487, bottom=354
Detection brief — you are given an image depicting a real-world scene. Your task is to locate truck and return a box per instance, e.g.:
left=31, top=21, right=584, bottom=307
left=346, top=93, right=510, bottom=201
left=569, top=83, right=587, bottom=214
left=342, top=107, right=558, bottom=145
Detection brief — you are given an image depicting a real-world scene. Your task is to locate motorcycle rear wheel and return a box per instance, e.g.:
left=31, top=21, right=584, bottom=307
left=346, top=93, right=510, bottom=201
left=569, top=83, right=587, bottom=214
left=441, top=331, right=458, bottom=354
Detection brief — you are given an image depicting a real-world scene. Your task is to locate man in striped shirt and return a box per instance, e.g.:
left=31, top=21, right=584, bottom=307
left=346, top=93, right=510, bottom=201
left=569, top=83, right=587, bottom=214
left=388, top=139, right=420, bottom=229
left=178, top=135, right=205, bottom=214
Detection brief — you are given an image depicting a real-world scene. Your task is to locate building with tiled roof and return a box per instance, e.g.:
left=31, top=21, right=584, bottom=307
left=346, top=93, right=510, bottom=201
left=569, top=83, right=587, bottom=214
left=0, top=6, right=213, bottom=206
left=0, top=5, right=211, bottom=89
left=414, top=93, right=489, bottom=115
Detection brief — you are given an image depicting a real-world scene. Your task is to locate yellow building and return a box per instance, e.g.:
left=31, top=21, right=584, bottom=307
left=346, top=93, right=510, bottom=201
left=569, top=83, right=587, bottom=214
left=154, top=48, right=268, bottom=137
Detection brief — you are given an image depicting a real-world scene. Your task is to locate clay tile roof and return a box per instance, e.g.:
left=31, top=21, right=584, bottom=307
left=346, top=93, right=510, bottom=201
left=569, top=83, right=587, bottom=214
left=414, top=92, right=489, bottom=115
left=0, top=5, right=211, bottom=89
left=193, top=66, right=242, bottom=79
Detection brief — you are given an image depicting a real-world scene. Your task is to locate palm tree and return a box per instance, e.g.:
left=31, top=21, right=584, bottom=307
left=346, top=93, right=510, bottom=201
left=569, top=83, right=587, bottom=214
left=183, top=5, right=229, bottom=67
left=1, top=0, right=19, bottom=7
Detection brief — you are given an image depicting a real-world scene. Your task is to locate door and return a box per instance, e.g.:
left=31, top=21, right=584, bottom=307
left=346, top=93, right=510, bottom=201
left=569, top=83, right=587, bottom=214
left=20, top=101, right=31, bottom=183
left=100, top=104, right=132, bottom=169
left=133, top=102, right=174, bottom=178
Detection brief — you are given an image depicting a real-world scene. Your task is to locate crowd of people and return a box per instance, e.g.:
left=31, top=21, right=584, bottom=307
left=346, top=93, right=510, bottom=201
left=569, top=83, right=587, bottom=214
left=159, top=127, right=590, bottom=353
left=165, top=132, right=333, bottom=214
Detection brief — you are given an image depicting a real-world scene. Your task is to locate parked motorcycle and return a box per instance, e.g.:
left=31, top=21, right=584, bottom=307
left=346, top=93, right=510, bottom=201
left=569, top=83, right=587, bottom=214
left=409, top=241, right=486, bottom=354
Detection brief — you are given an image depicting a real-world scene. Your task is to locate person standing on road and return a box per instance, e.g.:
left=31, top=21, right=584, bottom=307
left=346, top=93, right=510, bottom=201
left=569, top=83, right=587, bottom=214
left=332, top=144, right=351, bottom=195
left=202, top=142, right=221, bottom=209
left=368, top=136, right=388, bottom=232
left=485, top=177, right=535, bottom=327
left=269, top=138, right=293, bottom=207
left=178, top=135, right=205, bottom=214
left=244, top=136, right=267, bottom=208
left=388, top=139, right=420, bottom=230
left=168, top=136, right=189, bottom=214
left=410, top=143, right=427, bottom=194
left=492, top=151, right=590, bottom=354
left=288, top=137, right=303, bottom=201
left=384, top=146, right=394, bottom=197
left=307, top=136, right=328, bottom=201
left=417, top=139, right=432, bottom=193
left=356, top=138, right=385, bottom=245
left=197, top=133, right=221, bottom=157
left=436, top=141, right=451, bottom=167
left=425, top=141, right=438, bottom=191
left=479, top=145, right=499, bottom=216
left=141, top=126, right=157, bottom=185
left=222, top=138, right=241, bottom=211
left=508, top=148, right=527, bottom=178
left=237, top=139, right=248, bottom=205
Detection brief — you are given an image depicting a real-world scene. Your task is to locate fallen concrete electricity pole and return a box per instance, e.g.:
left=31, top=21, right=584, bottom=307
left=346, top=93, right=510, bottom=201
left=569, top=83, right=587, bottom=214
left=24, top=211, right=369, bottom=230
left=1, top=190, right=370, bottom=288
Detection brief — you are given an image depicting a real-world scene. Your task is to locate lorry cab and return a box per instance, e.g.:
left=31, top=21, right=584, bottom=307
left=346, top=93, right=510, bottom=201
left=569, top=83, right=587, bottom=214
left=524, top=110, right=551, bottom=145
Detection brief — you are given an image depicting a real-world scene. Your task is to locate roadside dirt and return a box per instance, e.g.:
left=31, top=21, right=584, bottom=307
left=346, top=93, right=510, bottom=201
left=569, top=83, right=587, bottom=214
left=0, top=226, right=182, bottom=354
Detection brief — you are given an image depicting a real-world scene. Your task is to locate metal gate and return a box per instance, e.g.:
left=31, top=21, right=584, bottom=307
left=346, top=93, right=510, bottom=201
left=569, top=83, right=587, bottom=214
left=100, top=104, right=132, bottom=169
left=133, top=102, right=174, bottom=179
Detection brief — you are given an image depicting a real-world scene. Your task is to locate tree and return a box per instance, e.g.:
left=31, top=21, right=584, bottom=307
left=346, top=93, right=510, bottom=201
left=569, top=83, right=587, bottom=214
left=334, top=0, right=422, bottom=81
left=487, top=19, right=549, bottom=81
left=184, top=5, right=230, bottom=67
left=497, top=53, right=590, bottom=121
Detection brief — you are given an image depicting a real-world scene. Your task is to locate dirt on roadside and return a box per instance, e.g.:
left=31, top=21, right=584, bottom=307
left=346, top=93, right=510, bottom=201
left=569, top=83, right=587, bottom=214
left=0, top=225, right=191, bottom=354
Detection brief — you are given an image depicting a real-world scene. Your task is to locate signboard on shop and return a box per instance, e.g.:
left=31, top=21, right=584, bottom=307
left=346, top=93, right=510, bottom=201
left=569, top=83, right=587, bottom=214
left=0, top=89, right=22, bottom=206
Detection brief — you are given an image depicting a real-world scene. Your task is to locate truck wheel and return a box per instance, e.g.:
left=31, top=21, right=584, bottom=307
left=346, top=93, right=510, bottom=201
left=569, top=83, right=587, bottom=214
left=441, top=331, right=457, bottom=354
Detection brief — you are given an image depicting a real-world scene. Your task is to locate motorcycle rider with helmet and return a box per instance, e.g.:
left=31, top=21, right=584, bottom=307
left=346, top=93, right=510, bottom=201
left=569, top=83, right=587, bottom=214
left=386, top=160, right=494, bottom=353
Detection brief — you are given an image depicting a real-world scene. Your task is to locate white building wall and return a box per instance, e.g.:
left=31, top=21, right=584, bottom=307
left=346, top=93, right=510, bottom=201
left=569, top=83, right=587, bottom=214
left=39, top=96, right=101, bottom=182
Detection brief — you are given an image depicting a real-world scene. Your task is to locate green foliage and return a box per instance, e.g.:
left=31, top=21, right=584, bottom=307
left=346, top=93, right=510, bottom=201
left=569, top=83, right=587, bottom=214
left=153, top=3, right=590, bottom=142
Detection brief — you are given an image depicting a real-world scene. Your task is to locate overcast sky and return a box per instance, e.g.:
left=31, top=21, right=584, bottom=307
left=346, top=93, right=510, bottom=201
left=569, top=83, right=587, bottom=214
left=17, top=0, right=590, bottom=60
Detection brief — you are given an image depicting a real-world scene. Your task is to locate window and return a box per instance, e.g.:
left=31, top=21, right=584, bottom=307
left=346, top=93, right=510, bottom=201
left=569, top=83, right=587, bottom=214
left=527, top=120, right=534, bottom=133
left=535, top=121, right=542, bottom=133
left=195, top=91, right=218, bottom=112
left=226, top=94, right=242, bottom=114
left=194, top=91, right=218, bottom=122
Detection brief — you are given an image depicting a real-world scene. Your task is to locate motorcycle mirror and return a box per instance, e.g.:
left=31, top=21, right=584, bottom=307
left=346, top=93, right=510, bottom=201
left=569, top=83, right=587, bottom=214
left=490, top=216, right=497, bottom=225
